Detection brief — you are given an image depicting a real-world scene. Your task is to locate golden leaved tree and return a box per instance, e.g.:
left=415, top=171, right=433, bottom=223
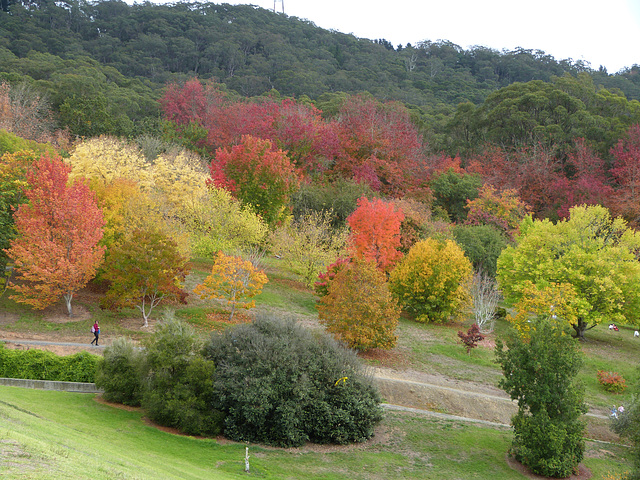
left=194, top=252, right=268, bottom=321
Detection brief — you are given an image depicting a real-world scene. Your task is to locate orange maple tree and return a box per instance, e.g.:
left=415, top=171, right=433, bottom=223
left=194, top=251, right=268, bottom=321
left=347, top=196, right=404, bottom=273
left=6, top=154, right=105, bottom=315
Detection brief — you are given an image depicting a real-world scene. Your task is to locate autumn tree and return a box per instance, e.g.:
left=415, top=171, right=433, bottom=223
left=464, top=185, right=530, bottom=239
left=7, top=155, right=105, bottom=315
left=332, top=94, right=427, bottom=196
left=269, top=210, right=348, bottom=286
left=211, top=135, right=300, bottom=225
left=174, top=186, right=267, bottom=258
left=390, top=238, right=472, bottom=323
left=347, top=196, right=404, bottom=273
left=101, top=228, right=190, bottom=327
left=497, top=205, right=640, bottom=339
left=67, top=136, right=152, bottom=187
left=194, top=251, right=268, bottom=321
left=317, top=258, right=399, bottom=351
left=610, top=124, right=640, bottom=226
left=0, top=82, right=62, bottom=145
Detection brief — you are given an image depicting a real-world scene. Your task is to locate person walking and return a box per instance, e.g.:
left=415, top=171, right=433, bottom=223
left=90, top=321, right=100, bottom=346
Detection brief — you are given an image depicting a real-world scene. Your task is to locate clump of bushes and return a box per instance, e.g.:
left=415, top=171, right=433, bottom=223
left=204, top=314, right=384, bottom=447
left=597, top=370, right=627, bottom=394
left=0, top=344, right=99, bottom=382
left=97, top=314, right=383, bottom=446
left=96, top=316, right=223, bottom=437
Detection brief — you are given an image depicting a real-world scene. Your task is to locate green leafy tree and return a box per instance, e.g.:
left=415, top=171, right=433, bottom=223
left=101, top=228, right=190, bottom=327
left=452, top=224, right=508, bottom=277
left=141, top=315, right=223, bottom=437
left=317, top=257, right=399, bottom=351
left=390, top=238, right=472, bottom=323
left=495, top=317, right=586, bottom=478
left=95, top=337, right=144, bottom=407
left=430, top=168, right=482, bottom=223
left=497, top=205, right=640, bottom=339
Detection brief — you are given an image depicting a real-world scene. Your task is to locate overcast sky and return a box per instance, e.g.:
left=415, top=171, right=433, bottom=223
left=220, top=0, right=640, bottom=73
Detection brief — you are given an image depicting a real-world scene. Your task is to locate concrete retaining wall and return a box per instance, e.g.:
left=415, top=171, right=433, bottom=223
left=0, top=377, right=102, bottom=393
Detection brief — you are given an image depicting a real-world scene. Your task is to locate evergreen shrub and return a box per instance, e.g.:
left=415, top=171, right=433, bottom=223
left=204, top=314, right=383, bottom=447
left=95, top=337, right=144, bottom=406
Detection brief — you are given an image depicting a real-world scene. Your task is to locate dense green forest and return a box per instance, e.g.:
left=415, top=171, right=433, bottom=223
left=1, top=0, right=640, bottom=153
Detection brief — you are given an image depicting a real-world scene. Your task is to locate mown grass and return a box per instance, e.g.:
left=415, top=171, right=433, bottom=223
left=0, top=386, right=632, bottom=479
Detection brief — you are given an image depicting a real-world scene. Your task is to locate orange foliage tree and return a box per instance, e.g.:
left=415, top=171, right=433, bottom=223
left=465, top=185, right=530, bottom=240
left=317, top=258, right=399, bottom=351
left=194, top=251, right=268, bottom=321
left=6, top=155, right=105, bottom=315
left=347, top=196, right=404, bottom=273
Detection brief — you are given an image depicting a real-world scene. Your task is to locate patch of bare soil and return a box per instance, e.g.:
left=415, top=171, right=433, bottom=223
left=40, top=304, right=92, bottom=323
left=506, top=455, right=591, bottom=480
left=359, top=348, right=409, bottom=369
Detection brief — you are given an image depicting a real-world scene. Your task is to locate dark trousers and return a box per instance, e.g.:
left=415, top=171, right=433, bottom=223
left=91, top=332, right=99, bottom=345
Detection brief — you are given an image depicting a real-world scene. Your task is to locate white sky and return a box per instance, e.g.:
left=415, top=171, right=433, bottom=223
left=222, top=0, right=640, bottom=73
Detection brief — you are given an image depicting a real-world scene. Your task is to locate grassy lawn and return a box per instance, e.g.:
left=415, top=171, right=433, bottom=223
left=0, top=386, right=632, bottom=479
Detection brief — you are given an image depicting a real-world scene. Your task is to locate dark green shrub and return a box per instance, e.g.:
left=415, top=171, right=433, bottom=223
left=141, top=316, right=223, bottom=437
left=0, top=344, right=99, bottom=382
left=496, top=318, right=586, bottom=477
left=95, top=338, right=144, bottom=406
left=204, top=314, right=383, bottom=447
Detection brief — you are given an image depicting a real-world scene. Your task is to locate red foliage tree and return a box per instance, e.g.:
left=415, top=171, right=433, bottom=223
left=6, top=155, right=105, bottom=315
left=458, top=323, right=485, bottom=354
left=210, top=135, right=300, bottom=225
left=610, top=124, right=640, bottom=226
left=347, top=196, right=404, bottom=273
left=332, top=95, right=427, bottom=195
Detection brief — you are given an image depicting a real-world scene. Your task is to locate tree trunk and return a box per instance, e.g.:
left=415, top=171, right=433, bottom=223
left=64, top=293, right=73, bottom=316
left=571, top=317, right=587, bottom=341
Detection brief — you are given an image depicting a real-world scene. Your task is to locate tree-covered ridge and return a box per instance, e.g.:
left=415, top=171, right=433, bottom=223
left=1, top=0, right=639, bottom=114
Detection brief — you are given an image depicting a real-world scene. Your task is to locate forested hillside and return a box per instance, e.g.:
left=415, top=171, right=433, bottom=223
left=1, top=0, right=640, bottom=148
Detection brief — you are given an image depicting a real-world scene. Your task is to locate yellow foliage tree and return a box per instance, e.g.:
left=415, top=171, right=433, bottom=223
left=174, top=186, right=268, bottom=257
left=67, top=136, right=153, bottom=188
left=390, top=238, right=472, bottom=323
left=194, top=251, right=268, bottom=321
left=508, top=281, right=590, bottom=339
left=151, top=149, right=209, bottom=213
left=269, top=210, right=348, bottom=286
left=317, top=257, right=400, bottom=351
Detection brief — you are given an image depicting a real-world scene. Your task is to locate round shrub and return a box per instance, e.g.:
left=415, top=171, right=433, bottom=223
left=95, top=337, right=144, bottom=406
left=390, top=238, right=472, bottom=323
left=204, top=315, right=383, bottom=447
left=141, top=316, right=223, bottom=437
